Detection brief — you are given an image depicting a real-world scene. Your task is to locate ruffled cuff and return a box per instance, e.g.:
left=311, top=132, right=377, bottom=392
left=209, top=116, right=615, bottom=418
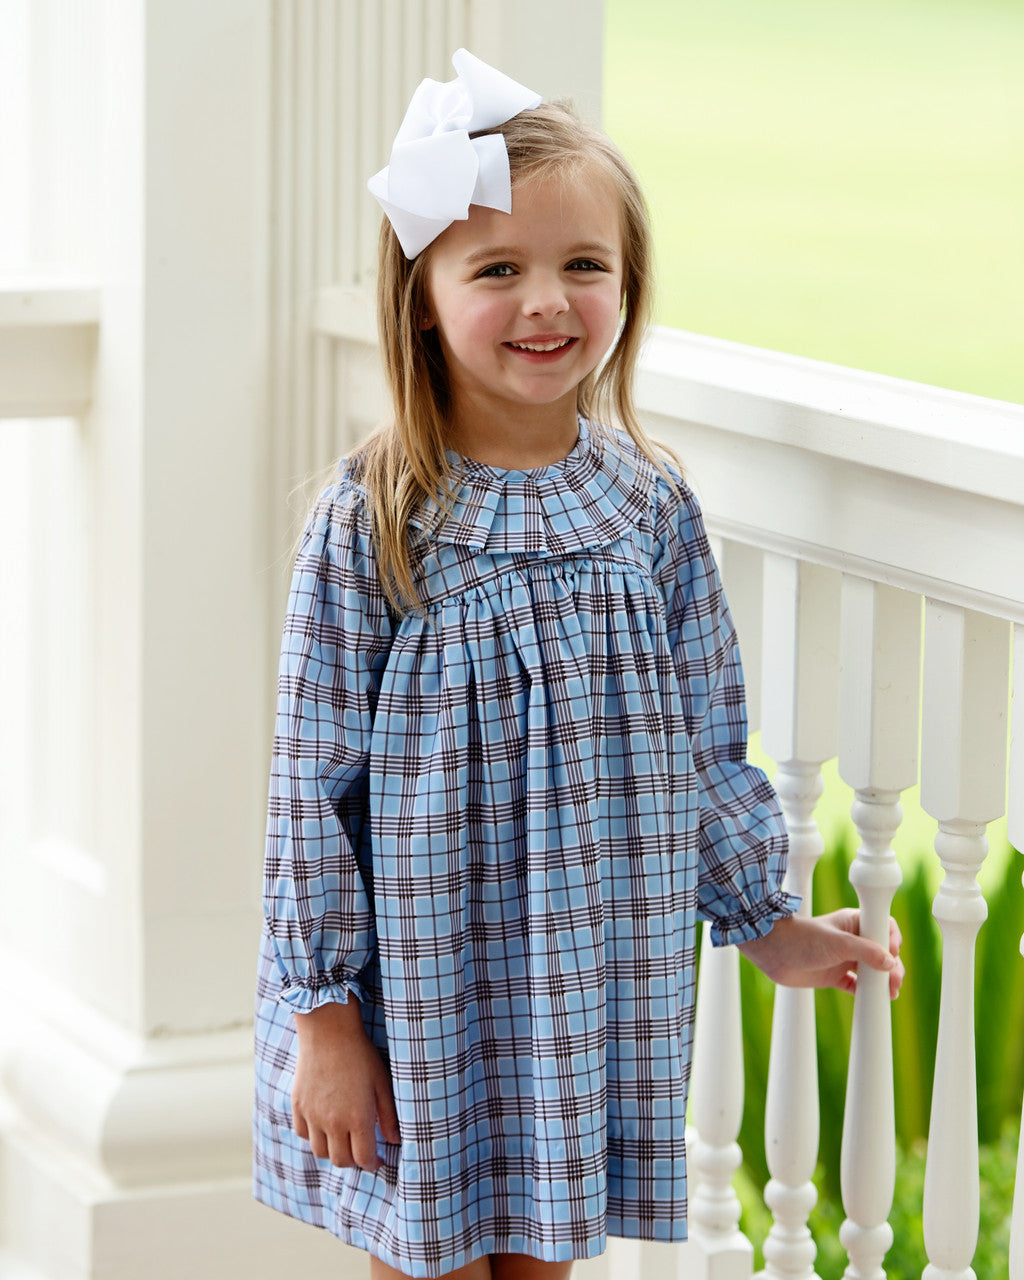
left=705, top=889, right=803, bottom=948
left=277, top=971, right=369, bottom=1013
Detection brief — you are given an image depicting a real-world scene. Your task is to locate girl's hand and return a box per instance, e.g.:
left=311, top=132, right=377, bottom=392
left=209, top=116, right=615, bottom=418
left=291, top=999, right=401, bottom=1171
left=736, top=909, right=904, bottom=999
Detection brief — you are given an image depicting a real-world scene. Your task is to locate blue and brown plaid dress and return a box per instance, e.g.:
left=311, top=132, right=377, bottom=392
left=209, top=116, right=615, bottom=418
left=254, top=419, right=795, bottom=1277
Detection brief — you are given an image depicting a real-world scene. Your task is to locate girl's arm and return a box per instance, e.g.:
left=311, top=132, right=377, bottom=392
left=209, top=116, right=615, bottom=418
left=265, top=482, right=393, bottom=1013
left=654, top=481, right=799, bottom=945
left=263, top=484, right=399, bottom=1166
left=737, top=908, right=904, bottom=999
left=654, top=485, right=904, bottom=993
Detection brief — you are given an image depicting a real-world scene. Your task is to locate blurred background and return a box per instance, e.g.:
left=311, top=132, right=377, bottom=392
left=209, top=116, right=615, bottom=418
left=604, top=0, right=1024, bottom=404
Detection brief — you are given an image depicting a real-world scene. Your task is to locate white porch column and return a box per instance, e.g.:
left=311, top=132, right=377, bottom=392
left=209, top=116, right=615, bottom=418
left=0, top=3, right=347, bottom=1277
left=920, top=603, right=1010, bottom=1280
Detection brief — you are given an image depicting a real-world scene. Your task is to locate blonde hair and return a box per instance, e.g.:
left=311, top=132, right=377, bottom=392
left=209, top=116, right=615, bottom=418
left=353, top=101, right=675, bottom=614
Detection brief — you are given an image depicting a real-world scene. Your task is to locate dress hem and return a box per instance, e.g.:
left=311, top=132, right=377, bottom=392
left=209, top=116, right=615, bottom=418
left=253, top=1187, right=690, bottom=1279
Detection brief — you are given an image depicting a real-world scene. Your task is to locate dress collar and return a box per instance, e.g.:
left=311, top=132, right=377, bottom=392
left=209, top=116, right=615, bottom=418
left=410, top=419, right=654, bottom=556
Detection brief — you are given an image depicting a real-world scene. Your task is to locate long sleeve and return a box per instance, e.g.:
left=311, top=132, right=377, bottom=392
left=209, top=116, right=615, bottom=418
left=654, top=481, right=800, bottom=946
left=263, top=481, right=394, bottom=1011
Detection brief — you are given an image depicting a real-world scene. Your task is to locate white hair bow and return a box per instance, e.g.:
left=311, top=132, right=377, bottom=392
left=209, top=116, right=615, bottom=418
left=367, top=49, right=542, bottom=259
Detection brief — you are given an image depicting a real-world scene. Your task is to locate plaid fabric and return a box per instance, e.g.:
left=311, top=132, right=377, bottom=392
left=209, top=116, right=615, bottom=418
left=254, top=420, right=796, bottom=1278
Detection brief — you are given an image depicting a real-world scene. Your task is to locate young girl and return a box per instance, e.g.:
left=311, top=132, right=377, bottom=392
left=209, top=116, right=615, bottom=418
left=254, top=50, right=903, bottom=1280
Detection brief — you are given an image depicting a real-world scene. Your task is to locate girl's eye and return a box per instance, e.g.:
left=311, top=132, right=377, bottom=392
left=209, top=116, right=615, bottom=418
left=568, top=259, right=605, bottom=272
left=478, top=263, right=515, bottom=278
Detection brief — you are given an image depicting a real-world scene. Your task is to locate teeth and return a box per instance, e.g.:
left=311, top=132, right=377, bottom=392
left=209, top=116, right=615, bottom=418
left=510, top=338, right=571, bottom=352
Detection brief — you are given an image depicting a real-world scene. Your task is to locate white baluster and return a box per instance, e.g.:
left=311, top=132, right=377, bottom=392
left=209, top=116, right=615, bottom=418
left=757, top=558, right=841, bottom=1280
left=760, top=764, right=824, bottom=1280
left=920, top=603, right=1011, bottom=1280
left=575, top=1242, right=624, bottom=1279
left=836, top=580, right=921, bottom=1280
left=717, top=539, right=765, bottom=737
left=687, top=923, right=754, bottom=1279
left=1006, top=623, right=1024, bottom=1280
left=678, top=537, right=762, bottom=1280
left=591, top=1237, right=679, bottom=1279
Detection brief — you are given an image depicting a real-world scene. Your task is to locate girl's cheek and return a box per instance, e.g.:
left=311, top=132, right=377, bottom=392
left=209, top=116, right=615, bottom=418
left=472, top=301, right=507, bottom=330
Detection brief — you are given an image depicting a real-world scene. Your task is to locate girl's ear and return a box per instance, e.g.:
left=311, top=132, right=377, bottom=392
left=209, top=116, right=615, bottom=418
left=419, top=311, right=435, bottom=331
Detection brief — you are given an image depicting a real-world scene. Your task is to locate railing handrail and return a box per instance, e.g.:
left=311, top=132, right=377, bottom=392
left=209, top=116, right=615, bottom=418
left=0, top=277, right=101, bottom=327
left=637, top=325, right=1024, bottom=624
left=639, top=325, right=1024, bottom=504
left=0, top=278, right=100, bottom=419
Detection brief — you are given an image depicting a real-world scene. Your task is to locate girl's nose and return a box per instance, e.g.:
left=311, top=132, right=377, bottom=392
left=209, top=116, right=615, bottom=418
left=522, top=274, right=570, bottom=318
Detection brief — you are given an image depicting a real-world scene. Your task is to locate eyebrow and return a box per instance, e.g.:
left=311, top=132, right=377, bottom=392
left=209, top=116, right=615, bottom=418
left=461, top=241, right=620, bottom=266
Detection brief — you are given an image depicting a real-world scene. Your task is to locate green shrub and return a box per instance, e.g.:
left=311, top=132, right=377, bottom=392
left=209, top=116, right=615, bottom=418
left=805, top=1123, right=1016, bottom=1280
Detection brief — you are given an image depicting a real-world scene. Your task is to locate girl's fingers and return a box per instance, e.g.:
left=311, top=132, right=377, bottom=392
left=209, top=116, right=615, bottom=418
left=326, top=1130, right=355, bottom=1168
left=827, top=925, right=894, bottom=974
left=828, top=909, right=903, bottom=971
left=889, top=955, right=905, bottom=999
left=889, top=917, right=903, bottom=956
left=348, top=1122, right=383, bottom=1171
left=308, top=1126, right=331, bottom=1162
left=864, top=941, right=897, bottom=973
left=376, top=1082, right=402, bottom=1145
left=294, top=1104, right=380, bottom=1169
left=825, top=907, right=860, bottom=936
left=845, top=939, right=904, bottom=1000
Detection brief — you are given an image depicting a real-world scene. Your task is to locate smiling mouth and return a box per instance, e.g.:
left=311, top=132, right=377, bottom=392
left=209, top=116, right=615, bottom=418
left=506, top=338, right=576, bottom=353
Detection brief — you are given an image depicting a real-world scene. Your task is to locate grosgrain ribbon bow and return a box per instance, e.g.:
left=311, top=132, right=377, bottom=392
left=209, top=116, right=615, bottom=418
left=368, top=49, right=542, bottom=259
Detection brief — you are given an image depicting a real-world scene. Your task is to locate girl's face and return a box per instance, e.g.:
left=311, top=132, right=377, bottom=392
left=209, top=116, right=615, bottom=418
left=422, top=164, right=624, bottom=441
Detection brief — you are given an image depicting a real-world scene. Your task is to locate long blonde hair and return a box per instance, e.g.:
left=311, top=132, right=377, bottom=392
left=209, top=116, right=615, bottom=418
left=354, top=102, right=673, bottom=613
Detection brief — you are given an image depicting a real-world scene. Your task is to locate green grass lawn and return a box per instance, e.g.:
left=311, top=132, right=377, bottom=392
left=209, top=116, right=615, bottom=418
left=604, top=0, right=1024, bottom=403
